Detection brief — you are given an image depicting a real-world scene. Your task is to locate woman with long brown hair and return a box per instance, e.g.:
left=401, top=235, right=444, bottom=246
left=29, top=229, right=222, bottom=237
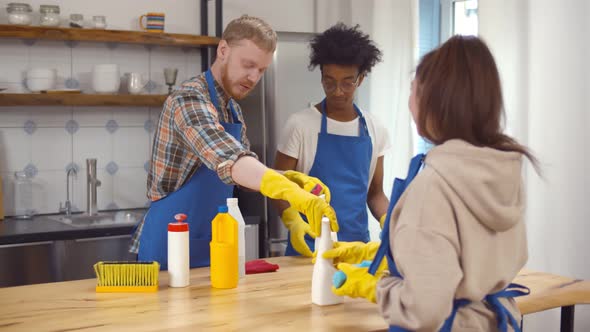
left=327, top=35, right=538, bottom=331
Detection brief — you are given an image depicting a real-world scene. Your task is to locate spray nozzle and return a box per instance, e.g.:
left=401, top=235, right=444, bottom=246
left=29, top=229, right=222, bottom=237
left=174, top=213, right=187, bottom=223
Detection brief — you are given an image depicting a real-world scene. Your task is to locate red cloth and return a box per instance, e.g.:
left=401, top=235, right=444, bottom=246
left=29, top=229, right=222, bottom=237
left=245, top=259, right=280, bottom=274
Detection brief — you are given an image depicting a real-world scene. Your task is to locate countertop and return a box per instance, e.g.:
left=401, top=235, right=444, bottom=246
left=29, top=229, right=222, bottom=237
left=1, top=257, right=588, bottom=332
left=0, top=212, right=140, bottom=245
left=0, top=211, right=260, bottom=245
left=0, top=256, right=387, bottom=332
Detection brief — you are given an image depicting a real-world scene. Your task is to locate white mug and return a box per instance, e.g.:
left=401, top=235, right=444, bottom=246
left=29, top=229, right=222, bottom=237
left=92, top=64, right=120, bottom=94
left=127, top=72, right=146, bottom=95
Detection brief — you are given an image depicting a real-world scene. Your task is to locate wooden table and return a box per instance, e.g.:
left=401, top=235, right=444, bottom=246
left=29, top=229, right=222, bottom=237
left=0, top=257, right=588, bottom=331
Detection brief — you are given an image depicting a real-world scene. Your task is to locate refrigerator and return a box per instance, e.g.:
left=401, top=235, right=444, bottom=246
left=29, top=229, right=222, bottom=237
left=235, top=32, right=325, bottom=257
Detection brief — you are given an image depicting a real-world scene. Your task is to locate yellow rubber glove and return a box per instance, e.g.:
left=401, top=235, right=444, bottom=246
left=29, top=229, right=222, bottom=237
left=322, top=241, right=380, bottom=265
left=260, top=169, right=338, bottom=236
left=283, top=170, right=331, bottom=203
left=332, top=261, right=381, bottom=303
left=379, top=214, right=388, bottom=229
left=281, top=207, right=315, bottom=257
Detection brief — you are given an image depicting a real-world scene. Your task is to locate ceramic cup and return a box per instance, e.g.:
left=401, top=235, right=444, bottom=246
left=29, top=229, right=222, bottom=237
left=139, top=12, right=165, bottom=33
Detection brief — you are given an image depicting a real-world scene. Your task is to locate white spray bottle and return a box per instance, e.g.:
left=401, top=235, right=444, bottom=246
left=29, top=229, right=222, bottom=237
left=227, top=198, right=246, bottom=279
left=311, top=196, right=343, bottom=306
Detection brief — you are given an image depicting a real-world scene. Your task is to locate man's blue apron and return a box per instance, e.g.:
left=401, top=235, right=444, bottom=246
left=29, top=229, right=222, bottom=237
left=285, top=99, right=373, bottom=255
left=369, top=154, right=530, bottom=332
left=138, top=69, right=242, bottom=270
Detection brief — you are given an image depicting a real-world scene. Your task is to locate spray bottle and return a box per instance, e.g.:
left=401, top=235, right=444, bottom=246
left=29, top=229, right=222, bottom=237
left=311, top=196, right=343, bottom=305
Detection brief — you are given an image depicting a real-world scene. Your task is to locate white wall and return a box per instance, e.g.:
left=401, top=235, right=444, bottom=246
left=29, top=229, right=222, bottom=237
left=480, top=0, right=590, bottom=330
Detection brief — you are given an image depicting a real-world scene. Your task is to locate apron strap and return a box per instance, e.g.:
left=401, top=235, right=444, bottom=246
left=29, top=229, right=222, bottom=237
left=205, top=69, right=241, bottom=124
left=369, top=153, right=425, bottom=275
left=320, top=99, right=369, bottom=136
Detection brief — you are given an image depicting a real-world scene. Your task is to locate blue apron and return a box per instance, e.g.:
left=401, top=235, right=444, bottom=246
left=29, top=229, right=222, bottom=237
left=285, top=99, right=373, bottom=255
left=369, top=154, right=530, bottom=332
left=138, top=69, right=243, bottom=270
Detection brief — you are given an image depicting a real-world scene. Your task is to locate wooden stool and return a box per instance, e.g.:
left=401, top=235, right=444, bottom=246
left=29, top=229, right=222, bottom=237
left=515, top=269, right=590, bottom=332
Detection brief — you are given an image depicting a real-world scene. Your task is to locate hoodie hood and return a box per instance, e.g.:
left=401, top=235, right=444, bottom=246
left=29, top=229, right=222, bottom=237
left=425, top=139, right=524, bottom=232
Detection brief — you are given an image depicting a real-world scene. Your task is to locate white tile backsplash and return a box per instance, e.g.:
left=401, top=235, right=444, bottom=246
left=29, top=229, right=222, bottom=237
left=113, top=128, right=150, bottom=168
left=0, top=36, right=194, bottom=213
left=0, top=39, right=28, bottom=83
left=113, top=107, right=149, bottom=126
left=0, top=107, right=31, bottom=128
left=32, top=128, right=72, bottom=171
left=111, top=45, right=149, bottom=82
left=73, top=127, right=113, bottom=168
left=0, top=128, right=31, bottom=173
left=113, top=167, right=147, bottom=209
left=32, top=170, right=67, bottom=214
left=73, top=107, right=113, bottom=127
left=30, top=107, right=73, bottom=127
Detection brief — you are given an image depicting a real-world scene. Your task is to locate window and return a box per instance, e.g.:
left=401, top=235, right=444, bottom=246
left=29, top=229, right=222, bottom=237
left=440, top=0, right=479, bottom=42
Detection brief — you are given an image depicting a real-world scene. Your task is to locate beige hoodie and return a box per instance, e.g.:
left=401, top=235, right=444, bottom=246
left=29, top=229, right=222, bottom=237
left=376, top=139, right=528, bottom=331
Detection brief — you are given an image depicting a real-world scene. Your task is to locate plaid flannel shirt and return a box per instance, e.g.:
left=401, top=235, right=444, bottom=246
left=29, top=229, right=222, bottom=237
left=130, top=73, right=256, bottom=254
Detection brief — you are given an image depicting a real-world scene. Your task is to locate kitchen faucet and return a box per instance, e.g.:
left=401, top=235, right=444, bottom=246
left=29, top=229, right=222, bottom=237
left=86, top=159, right=101, bottom=216
left=59, top=167, right=77, bottom=216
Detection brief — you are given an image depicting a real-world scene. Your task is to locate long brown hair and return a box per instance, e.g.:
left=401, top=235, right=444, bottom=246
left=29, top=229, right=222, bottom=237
left=415, top=35, right=539, bottom=172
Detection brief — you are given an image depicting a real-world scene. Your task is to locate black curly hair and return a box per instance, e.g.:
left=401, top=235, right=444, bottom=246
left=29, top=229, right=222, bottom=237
left=309, top=23, right=382, bottom=74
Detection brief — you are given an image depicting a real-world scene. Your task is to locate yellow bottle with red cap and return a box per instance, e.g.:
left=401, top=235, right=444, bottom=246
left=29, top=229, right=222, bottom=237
left=210, top=205, right=238, bottom=289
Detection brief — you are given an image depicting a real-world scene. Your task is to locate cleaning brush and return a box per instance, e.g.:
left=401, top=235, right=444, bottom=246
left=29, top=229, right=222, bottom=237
left=93, top=261, right=160, bottom=292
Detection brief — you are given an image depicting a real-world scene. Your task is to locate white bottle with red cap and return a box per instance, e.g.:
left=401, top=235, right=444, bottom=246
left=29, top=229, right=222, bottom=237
left=168, top=213, right=189, bottom=287
left=227, top=198, right=246, bottom=279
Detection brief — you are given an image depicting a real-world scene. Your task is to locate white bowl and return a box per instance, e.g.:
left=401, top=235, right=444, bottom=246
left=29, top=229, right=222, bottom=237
left=25, top=69, right=56, bottom=92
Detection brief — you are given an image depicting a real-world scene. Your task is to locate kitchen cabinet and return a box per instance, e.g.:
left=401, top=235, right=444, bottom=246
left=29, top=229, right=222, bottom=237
left=0, top=235, right=135, bottom=287
left=0, top=241, right=57, bottom=287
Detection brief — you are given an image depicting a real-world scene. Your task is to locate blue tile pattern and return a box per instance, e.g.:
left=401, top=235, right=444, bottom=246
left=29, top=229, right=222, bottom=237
left=65, top=78, right=80, bottom=89
left=105, top=120, right=119, bottom=134
left=106, top=161, right=119, bottom=175
left=65, top=119, right=79, bottom=134
left=23, top=120, right=36, bottom=135
left=24, top=163, right=38, bottom=178
left=143, top=119, right=155, bottom=133
left=145, top=80, right=157, bottom=93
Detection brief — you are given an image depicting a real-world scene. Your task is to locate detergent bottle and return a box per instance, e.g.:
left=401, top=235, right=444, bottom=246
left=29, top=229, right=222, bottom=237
left=227, top=198, right=246, bottom=279
left=210, top=205, right=239, bottom=289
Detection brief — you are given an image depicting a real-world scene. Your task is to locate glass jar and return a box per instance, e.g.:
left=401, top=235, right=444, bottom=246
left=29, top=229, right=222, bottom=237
left=92, top=16, right=106, bottom=29
left=6, top=3, right=32, bottom=25
left=13, top=171, right=34, bottom=219
left=69, top=13, right=83, bottom=28
left=39, top=5, right=60, bottom=27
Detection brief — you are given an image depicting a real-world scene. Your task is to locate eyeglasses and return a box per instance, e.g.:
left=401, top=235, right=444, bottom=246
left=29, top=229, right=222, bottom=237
left=321, top=75, right=361, bottom=93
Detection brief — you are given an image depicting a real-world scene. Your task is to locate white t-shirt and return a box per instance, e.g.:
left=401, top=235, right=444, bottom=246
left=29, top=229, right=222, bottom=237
left=277, top=106, right=391, bottom=186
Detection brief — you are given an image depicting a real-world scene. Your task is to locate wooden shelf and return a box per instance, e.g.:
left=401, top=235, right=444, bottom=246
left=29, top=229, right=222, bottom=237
left=0, top=93, right=168, bottom=107
left=0, top=24, right=220, bottom=48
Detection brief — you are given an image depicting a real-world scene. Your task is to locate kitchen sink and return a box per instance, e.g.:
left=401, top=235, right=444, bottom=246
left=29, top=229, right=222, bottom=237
left=49, top=210, right=145, bottom=228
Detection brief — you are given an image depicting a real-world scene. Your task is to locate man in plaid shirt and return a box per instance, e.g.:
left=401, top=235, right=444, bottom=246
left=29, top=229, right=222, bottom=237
left=133, top=15, right=338, bottom=269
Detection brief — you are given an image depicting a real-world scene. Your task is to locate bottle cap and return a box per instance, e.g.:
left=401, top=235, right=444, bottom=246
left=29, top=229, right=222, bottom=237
left=168, top=213, right=188, bottom=232
left=218, top=205, right=228, bottom=213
